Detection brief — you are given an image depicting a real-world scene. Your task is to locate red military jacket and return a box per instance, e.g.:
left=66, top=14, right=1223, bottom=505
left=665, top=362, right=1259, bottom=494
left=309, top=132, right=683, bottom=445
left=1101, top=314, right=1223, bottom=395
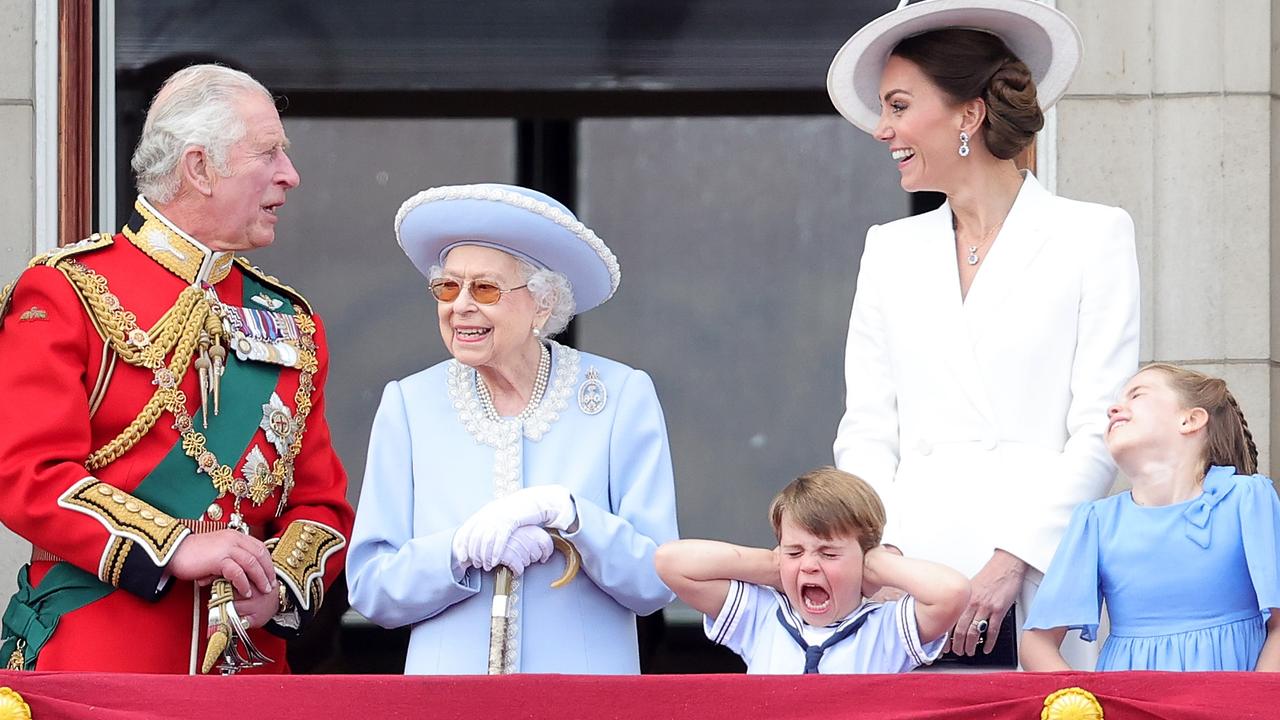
left=0, top=197, right=353, bottom=672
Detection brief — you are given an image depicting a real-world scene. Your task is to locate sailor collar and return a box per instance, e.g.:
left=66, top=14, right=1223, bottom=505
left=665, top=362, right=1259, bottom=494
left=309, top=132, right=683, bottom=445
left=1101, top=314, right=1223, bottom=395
left=123, top=196, right=236, bottom=285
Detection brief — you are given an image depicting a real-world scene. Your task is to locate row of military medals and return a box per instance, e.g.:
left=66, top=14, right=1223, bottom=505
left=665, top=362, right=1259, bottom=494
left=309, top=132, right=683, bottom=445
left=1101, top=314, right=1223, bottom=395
left=198, top=286, right=284, bottom=675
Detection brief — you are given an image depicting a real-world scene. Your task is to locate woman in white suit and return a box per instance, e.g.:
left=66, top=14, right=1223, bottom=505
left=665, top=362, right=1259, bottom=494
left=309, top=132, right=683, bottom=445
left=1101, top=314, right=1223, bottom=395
left=827, top=0, right=1139, bottom=666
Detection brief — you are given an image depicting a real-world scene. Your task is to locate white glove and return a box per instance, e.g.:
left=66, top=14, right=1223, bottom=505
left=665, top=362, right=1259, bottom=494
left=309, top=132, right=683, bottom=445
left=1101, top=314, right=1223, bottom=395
left=452, top=485, right=576, bottom=571
left=495, top=525, right=555, bottom=576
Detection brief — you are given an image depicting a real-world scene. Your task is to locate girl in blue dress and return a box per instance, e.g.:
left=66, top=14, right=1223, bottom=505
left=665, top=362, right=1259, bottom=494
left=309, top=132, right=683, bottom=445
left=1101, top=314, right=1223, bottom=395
left=1022, top=363, right=1280, bottom=671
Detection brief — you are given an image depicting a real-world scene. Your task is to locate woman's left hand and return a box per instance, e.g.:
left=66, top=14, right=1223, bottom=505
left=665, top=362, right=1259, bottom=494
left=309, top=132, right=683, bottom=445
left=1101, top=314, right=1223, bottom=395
left=947, top=549, right=1026, bottom=656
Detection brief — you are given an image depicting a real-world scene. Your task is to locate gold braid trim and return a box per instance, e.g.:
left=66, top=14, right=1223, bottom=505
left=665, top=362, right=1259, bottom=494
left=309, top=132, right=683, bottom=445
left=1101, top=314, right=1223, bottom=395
left=104, top=536, right=133, bottom=587
left=57, top=478, right=188, bottom=567
left=235, top=257, right=312, bottom=315
left=58, top=260, right=318, bottom=511
left=61, top=260, right=206, bottom=367
left=268, top=307, right=319, bottom=513
left=270, top=520, right=345, bottom=611
left=0, top=232, right=112, bottom=331
left=70, top=262, right=211, bottom=470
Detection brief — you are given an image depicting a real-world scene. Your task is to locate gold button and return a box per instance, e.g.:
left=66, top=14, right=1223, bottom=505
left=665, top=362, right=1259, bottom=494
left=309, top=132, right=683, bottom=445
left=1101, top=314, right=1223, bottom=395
left=295, top=540, right=307, bottom=549
left=286, top=558, right=299, bottom=568
left=154, top=517, right=170, bottom=528
left=206, top=504, right=223, bottom=521
left=140, top=509, right=154, bottom=520
left=125, top=501, right=141, bottom=513
left=111, top=493, right=126, bottom=504
left=97, top=485, right=113, bottom=496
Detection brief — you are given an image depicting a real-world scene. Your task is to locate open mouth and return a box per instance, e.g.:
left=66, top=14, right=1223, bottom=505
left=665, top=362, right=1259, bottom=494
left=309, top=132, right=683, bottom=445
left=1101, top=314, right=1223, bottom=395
left=891, top=148, right=915, bottom=164
left=262, top=203, right=283, bottom=216
left=801, top=584, right=831, bottom=613
left=1108, top=418, right=1129, bottom=434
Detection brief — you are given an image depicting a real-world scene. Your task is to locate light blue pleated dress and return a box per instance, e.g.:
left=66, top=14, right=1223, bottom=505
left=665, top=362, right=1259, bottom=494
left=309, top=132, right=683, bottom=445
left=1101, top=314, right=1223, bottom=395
left=1025, top=465, right=1280, bottom=671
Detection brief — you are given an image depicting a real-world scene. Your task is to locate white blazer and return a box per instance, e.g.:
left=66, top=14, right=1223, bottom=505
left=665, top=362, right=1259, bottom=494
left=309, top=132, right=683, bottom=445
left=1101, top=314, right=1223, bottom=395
left=834, top=172, right=1140, bottom=579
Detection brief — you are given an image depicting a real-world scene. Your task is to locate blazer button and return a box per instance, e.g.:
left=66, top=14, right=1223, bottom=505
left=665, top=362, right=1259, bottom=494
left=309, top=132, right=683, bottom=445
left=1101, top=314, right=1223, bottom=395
left=916, top=439, right=932, bottom=456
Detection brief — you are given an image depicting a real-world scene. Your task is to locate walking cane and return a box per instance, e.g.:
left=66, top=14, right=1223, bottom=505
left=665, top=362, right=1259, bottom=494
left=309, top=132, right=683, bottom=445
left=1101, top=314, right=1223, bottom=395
left=487, top=530, right=581, bottom=674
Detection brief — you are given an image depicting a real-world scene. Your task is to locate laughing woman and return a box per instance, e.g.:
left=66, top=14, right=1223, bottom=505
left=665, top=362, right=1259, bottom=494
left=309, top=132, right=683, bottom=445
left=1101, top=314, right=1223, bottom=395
left=827, top=0, right=1139, bottom=666
left=346, top=184, right=678, bottom=674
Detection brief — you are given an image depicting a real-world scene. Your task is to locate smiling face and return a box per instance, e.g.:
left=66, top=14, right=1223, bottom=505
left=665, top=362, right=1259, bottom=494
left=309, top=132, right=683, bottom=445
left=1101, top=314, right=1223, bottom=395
left=1105, top=368, right=1198, bottom=466
left=436, top=245, right=542, bottom=371
left=874, top=55, right=968, bottom=193
left=777, top=512, right=866, bottom=627
left=203, top=92, right=299, bottom=252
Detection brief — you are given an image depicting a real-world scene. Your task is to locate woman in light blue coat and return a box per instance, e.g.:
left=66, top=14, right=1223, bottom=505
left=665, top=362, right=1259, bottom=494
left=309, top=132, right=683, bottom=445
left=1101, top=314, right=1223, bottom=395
left=347, top=184, right=678, bottom=674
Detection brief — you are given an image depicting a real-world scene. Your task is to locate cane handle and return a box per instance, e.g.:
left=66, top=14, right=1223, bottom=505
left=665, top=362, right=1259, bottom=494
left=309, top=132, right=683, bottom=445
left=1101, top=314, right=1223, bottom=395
left=548, top=530, right=581, bottom=589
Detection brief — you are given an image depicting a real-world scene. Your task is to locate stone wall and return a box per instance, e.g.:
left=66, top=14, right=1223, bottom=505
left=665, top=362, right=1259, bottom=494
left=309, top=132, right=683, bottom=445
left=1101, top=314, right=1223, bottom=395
left=1058, top=0, right=1275, bottom=474
left=0, top=0, right=36, bottom=604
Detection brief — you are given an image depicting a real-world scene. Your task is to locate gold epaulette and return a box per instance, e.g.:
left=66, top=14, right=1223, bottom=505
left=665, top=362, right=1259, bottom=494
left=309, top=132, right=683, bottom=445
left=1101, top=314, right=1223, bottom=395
left=234, top=257, right=313, bottom=315
left=0, top=280, right=15, bottom=327
left=0, top=233, right=114, bottom=330
left=28, top=232, right=114, bottom=269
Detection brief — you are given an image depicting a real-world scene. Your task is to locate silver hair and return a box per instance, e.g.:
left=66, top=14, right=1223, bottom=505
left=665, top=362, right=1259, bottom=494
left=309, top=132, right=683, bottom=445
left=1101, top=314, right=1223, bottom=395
left=516, top=259, right=576, bottom=337
left=428, top=254, right=577, bottom=338
left=130, top=64, right=274, bottom=203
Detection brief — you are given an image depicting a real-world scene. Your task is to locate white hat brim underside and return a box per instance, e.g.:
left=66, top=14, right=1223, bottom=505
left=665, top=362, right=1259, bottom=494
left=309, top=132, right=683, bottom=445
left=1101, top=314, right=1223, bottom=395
left=827, top=0, right=1082, bottom=134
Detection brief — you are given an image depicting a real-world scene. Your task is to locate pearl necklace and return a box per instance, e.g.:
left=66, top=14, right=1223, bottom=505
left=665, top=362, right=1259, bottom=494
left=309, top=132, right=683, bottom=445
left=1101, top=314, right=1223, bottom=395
left=476, top=342, right=551, bottom=423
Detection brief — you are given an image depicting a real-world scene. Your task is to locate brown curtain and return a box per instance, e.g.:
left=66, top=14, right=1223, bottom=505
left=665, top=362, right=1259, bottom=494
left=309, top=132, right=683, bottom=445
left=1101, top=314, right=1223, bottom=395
left=58, top=1, right=94, bottom=247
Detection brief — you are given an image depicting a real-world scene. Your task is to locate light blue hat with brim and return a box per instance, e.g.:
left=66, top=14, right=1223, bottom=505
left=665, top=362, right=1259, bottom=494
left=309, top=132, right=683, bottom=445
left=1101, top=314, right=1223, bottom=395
left=395, top=183, right=621, bottom=313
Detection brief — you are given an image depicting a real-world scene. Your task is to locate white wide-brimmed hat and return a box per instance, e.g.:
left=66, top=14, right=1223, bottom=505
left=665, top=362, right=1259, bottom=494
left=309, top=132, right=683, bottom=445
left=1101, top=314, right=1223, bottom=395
left=395, top=184, right=620, bottom=313
left=827, top=0, right=1082, bottom=134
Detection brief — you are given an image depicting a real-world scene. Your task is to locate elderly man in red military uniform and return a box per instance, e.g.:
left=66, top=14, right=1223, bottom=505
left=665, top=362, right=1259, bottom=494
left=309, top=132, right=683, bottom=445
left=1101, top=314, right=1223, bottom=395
left=0, top=64, right=353, bottom=673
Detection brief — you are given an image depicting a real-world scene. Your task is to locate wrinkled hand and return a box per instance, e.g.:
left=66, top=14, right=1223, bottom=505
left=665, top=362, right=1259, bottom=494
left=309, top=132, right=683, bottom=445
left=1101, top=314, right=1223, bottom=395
left=452, top=486, right=576, bottom=571
left=233, top=584, right=282, bottom=629
left=169, top=530, right=276, bottom=597
left=947, top=549, right=1026, bottom=656
left=495, top=525, right=555, bottom=576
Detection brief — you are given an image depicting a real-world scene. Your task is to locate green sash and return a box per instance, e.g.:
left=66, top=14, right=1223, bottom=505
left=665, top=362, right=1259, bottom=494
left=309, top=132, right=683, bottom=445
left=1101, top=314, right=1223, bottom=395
left=0, top=275, right=290, bottom=668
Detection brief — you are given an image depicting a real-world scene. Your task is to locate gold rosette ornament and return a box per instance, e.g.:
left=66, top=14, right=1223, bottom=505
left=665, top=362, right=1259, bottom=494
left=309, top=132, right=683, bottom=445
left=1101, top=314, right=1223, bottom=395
left=0, top=687, right=32, bottom=720
left=1042, top=687, right=1103, bottom=720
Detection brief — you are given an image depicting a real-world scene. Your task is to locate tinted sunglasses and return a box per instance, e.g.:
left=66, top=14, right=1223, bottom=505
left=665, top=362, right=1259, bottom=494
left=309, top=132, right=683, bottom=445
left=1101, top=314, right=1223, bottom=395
left=429, top=278, right=528, bottom=305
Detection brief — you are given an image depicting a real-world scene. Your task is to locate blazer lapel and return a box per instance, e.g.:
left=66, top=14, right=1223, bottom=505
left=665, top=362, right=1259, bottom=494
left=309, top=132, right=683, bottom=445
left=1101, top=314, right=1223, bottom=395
left=917, top=203, right=999, bottom=427
left=962, top=171, right=1052, bottom=340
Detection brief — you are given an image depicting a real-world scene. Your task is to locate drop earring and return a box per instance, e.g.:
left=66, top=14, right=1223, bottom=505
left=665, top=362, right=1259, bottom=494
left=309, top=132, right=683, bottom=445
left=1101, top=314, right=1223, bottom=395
left=958, top=131, right=970, bottom=157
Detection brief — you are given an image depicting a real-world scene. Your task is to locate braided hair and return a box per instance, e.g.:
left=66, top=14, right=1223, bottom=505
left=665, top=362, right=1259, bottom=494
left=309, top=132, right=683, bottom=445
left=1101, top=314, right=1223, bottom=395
left=1142, top=363, right=1259, bottom=476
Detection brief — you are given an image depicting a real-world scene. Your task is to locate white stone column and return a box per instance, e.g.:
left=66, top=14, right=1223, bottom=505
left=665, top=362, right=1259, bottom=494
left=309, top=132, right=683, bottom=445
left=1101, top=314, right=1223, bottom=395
left=1056, top=0, right=1274, bottom=475
left=0, top=0, right=36, bottom=600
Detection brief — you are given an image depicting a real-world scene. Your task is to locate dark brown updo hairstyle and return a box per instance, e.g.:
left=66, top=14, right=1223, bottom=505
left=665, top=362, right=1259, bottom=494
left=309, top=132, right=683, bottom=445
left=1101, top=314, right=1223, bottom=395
left=891, top=28, right=1044, bottom=160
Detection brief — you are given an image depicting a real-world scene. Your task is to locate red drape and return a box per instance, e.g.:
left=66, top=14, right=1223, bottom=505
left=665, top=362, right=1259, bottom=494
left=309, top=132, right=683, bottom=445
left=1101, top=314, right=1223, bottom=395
left=0, top=670, right=1274, bottom=719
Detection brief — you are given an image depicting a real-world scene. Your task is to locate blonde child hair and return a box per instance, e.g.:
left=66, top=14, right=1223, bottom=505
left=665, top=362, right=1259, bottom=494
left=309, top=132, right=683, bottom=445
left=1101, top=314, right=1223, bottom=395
left=768, top=466, right=885, bottom=552
left=1141, top=363, right=1258, bottom=475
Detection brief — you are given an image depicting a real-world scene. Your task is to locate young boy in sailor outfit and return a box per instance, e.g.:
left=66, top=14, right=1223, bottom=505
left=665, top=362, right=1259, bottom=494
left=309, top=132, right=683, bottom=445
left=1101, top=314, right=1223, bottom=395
left=656, top=467, right=969, bottom=673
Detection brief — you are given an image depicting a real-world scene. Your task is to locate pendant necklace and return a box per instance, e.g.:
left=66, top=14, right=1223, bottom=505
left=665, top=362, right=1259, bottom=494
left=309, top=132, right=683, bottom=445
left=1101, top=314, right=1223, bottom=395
left=957, top=216, right=1004, bottom=266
